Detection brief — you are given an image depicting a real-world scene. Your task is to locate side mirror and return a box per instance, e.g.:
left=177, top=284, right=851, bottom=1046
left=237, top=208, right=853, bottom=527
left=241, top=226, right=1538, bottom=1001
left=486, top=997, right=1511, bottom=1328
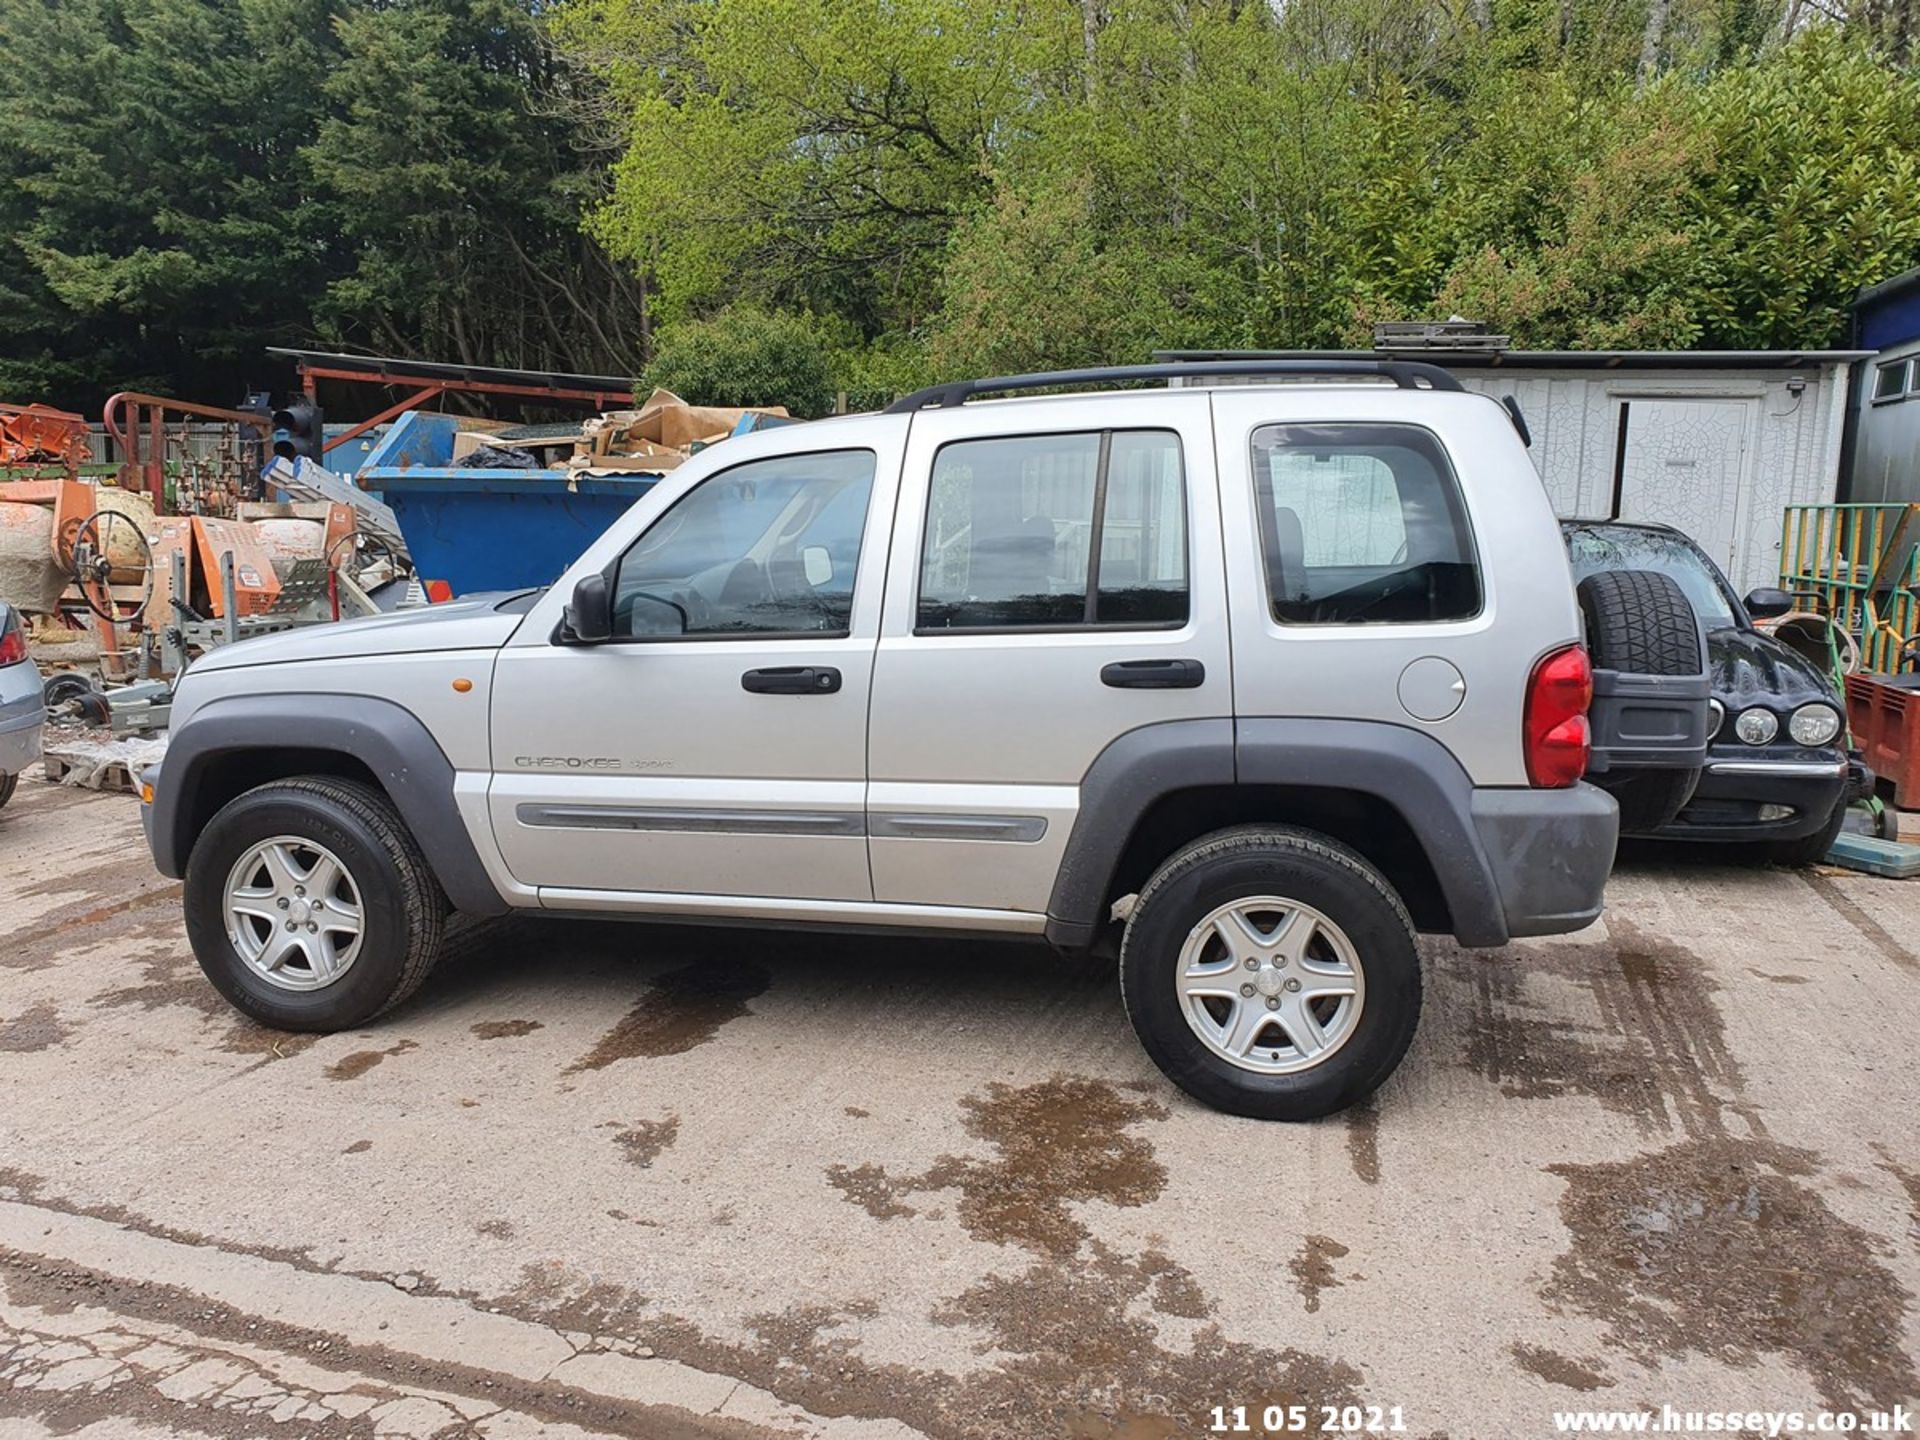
left=802, top=544, right=834, bottom=588
left=1744, top=586, right=1793, bottom=620
left=564, top=571, right=613, bottom=643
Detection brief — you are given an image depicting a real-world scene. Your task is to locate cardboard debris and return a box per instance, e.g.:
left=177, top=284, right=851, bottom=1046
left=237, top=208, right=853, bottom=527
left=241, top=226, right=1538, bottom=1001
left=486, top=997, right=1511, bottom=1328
left=567, top=389, right=788, bottom=479
left=449, top=421, right=518, bottom=465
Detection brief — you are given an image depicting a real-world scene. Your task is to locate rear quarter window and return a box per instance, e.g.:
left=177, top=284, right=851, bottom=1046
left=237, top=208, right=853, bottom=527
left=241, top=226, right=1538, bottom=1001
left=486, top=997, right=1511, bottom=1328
left=1251, top=422, right=1481, bottom=626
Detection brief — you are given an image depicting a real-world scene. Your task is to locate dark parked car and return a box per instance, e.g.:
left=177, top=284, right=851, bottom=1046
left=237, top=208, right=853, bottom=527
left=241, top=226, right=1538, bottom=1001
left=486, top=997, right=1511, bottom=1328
left=1563, top=521, right=1870, bottom=865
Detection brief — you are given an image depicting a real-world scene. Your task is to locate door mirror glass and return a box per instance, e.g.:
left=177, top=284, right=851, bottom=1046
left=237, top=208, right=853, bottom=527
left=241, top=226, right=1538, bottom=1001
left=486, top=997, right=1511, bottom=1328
left=565, top=571, right=613, bottom=643
left=802, top=544, right=834, bottom=588
left=1744, top=586, right=1794, bottom=619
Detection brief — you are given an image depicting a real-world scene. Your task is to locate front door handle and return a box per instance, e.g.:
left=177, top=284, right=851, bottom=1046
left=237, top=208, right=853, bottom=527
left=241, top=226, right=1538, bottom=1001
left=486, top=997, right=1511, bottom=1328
left=742, top=666, right=842, bottom=695
left=1101, top=658, right=1205, bottom=689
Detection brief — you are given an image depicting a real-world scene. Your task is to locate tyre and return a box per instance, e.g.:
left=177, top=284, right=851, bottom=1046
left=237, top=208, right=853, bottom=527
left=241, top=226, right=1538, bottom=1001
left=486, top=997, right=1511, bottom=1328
left=183, top=777, right=446, bottom=1030
left=1577, top=569, right=1702, bottom=676
left=1120, top=826, right=1421, bottom=1121
left=1603, top=768, right=1699, bottom=834
left=42, top=672, right=94, bottom=711
left=0, top=770, right=16, bottom=809
left=1759, top=797, right=1849, bottom=868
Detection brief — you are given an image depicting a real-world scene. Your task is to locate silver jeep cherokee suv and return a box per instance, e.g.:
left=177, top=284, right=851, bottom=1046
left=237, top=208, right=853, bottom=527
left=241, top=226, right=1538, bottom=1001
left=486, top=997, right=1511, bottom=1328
left=144, top=361, right=1624, bottom=1120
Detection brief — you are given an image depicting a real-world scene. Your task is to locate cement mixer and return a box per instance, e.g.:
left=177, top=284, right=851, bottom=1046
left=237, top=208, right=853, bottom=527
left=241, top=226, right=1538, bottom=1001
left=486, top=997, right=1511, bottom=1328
left=0, top=478, right=158, bottom=683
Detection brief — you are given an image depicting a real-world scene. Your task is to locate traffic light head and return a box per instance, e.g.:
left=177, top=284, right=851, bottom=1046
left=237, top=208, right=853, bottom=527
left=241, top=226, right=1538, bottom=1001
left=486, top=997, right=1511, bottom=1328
left=271, top=399, right=324, bottom=462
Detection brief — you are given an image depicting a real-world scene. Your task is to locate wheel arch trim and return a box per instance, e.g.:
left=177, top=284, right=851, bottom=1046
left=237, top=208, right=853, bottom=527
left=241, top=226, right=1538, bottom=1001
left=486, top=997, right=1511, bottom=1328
left=1044, top=717, right=1547, bottom=950
left=147, top=693, right=509, bottom=916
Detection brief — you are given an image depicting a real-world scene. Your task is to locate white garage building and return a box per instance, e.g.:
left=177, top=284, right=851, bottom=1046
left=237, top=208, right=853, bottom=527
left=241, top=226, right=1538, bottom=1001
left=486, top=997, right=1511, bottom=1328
left=1162, top=346, right=1868, bottom=593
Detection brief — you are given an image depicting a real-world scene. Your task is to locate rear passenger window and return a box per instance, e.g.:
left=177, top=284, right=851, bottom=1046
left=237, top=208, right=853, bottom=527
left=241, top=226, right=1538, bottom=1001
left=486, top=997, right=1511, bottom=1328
left=918, top=430, right=1187, bottom=630
left=1251, top=423, right=1480, bottom=625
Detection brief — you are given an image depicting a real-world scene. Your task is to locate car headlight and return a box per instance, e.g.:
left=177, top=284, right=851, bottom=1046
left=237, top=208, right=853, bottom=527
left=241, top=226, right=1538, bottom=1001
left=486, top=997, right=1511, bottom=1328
left=1788, top=703, right=1842, bottom=748
left=1734, top=707, right=1779, bottom=745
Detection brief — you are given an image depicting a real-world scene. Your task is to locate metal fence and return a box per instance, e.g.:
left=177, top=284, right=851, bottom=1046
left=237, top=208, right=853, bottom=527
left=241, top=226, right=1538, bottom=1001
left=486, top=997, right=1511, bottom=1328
left=1780, top=503, right=1920, bottom=673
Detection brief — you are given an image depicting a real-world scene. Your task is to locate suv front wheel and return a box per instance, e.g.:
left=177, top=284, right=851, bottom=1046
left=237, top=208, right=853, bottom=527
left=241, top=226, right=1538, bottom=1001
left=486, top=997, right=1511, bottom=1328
left=184, top=777, right=446, bottom=1031
left=1120, top=827, right=1422, bottom=1120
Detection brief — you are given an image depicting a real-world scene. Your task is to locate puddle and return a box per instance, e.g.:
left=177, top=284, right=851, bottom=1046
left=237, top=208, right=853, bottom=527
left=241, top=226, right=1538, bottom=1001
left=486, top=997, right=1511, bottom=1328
left=1345, top=1099, right=1380, bottom=1185
left=93, top=953, right=316, bottom=1060
left=470, top=1019, right=543, bottom=1039
left=827, top=1162, right=917, bottom=1220
left=472, top=1072, right=1359, bottom=1440
left=614, top=1115, right=680, bottom=1168
left=324, top=1040, right=416, bottom=1081
left=0, top=1003, right=71, bottom=1054
left=672, top=1240, right=1357, bottom=1440
left=567, top=958, right=769, bottom=1071
left=1455, top=915, right=1919, bottom=1409
left=6, top=885, right=182, bottom=970
left=1510, top=1343, right=1611, bottom=1391
left=1549, top=1135, right=1917, bottom=1411
left=1872, top=1144, right=1920, bottom=1241
left=823, top=1075, right=1168, bottom=1257
left=1456, top=916, right=1734, bottom=1137
left=1288, top=1235, right=1348, bottom=1313
left=1802, top=872, right=1920, bottom=973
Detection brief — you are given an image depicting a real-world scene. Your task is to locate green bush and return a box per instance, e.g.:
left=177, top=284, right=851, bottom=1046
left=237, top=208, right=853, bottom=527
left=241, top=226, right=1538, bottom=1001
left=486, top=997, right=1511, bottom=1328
left=641, top=307, right=839, bottom=418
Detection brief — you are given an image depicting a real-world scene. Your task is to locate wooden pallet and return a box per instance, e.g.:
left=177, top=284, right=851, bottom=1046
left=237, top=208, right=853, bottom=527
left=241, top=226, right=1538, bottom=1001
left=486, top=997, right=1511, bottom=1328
left=41, top=749, right=142, bottom=795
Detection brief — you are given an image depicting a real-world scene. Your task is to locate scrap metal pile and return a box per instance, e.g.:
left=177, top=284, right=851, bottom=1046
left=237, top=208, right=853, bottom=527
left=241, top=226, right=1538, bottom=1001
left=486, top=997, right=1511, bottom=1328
left=0, top=398, right=411, bottom=701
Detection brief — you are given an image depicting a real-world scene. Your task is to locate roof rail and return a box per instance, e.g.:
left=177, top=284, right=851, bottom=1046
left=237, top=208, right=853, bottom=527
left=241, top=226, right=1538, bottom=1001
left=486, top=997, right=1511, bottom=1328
left=883, top=359, right=1464, bottom=413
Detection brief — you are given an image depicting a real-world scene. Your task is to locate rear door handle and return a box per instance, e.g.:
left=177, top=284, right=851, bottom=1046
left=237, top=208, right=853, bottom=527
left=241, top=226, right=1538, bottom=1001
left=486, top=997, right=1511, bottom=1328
left=1101, top=658, right=1205, bottom=689
left=742, top=666, right=842, bottom=695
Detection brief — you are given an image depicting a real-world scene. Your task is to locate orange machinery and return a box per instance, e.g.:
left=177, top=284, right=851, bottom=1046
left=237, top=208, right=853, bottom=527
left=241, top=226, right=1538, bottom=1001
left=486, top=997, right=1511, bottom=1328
left=148, top=516, right=289, bottom=622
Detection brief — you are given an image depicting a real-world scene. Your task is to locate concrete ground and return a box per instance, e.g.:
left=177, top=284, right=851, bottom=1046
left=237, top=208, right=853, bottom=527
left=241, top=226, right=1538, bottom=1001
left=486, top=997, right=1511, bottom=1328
left=1, top=779, right=1916, bottom=1440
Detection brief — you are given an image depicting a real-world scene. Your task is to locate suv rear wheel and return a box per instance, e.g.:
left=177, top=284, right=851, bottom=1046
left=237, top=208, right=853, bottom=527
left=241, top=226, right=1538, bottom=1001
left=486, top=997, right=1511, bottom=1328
left=184, top=777, right=446, bottom=1031
left=1120, top=826, right=1421, bottom=1120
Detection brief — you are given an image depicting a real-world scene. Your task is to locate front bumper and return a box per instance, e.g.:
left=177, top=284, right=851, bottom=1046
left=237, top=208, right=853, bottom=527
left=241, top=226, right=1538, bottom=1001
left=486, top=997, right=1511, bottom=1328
left=1654, top=746, right=1863, bottom=842
left=139, top=763, right=162, bottom=860
left=1470, top=782, right=1620, bottom=939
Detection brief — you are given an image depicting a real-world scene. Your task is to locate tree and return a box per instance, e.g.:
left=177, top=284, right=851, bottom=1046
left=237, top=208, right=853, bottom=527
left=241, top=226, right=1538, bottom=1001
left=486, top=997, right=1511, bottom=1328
left=557, top=0, right=1071, bottom=337
left=641, top=306, right=838, bottom=417
left=0, top=0, right=341, bottom=406
left=929, top=175, right=1171, bottom=378
left=308, top=0, right=648, bottom=374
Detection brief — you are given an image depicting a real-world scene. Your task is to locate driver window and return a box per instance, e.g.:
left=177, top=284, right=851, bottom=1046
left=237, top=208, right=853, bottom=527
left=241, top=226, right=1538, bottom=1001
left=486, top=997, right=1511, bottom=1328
left=611, top=449, right=876, bottom=638
left=1252, top=423, right=1480, bottom=625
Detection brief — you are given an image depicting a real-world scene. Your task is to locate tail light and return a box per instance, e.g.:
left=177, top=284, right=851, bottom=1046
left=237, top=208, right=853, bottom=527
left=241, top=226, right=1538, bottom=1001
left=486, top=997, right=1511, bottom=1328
left=0, top=612, right=26, bottom=667
left=1524, top=644, right=1592, bottom=787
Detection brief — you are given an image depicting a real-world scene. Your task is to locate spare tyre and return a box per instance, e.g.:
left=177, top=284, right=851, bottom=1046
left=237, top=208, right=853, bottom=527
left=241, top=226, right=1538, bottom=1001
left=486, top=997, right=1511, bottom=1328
left=1578, top=569, right=1705, bottom=834
left=1578, top=569, right=1702, bottom=677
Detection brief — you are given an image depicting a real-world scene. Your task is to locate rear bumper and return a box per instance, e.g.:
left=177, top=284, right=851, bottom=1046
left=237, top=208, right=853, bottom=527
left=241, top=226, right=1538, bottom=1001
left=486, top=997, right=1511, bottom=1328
left=0, top=672, right=45, bottom=776
left=1469, top=782, right=1619, bottom=939
left=1653, top=748, right=1863, bottom=842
